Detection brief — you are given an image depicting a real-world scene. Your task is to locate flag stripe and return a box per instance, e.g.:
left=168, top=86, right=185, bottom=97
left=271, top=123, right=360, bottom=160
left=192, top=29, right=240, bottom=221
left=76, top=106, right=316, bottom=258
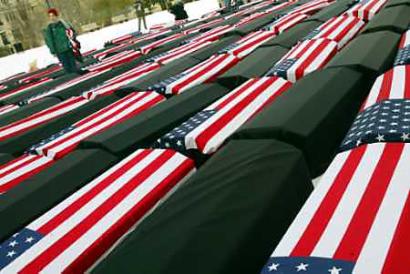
left=381, top=190, right=410, bottom=274
left=289, top=146, right=367, bottom=256
left=0, top=96, right=88, bottom=141
left=19, top=151, right=173, bottom=272
left=353, top=143, right=409, bottom=273
left=332, top=144, right=403, bottom=260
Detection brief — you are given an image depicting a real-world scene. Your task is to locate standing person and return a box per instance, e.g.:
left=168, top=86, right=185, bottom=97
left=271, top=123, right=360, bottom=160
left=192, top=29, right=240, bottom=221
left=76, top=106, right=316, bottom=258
left=135, top=0, right=147, bottom=32
left=43, top=8, right=80, bottom=74
left=224, top=0, right=232, bottom=11
left=169, top=0, right=188, bottom=20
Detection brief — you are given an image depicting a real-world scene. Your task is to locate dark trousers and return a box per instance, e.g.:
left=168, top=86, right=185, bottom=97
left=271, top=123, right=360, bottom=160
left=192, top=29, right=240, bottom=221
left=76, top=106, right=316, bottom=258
left=138, top=15, right=147, bottom=31
left=57, top=50, right=78, bottom=74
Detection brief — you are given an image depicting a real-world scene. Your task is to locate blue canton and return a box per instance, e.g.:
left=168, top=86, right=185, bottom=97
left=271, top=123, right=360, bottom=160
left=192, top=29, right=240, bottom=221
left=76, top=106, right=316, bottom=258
left=0, top=228, right=43, bottom=270
left=26, top=125, right=76, bottom=154
left=302, top=29, right=321, bottom=41
left=261, top=256, right=354, bottom=274
left=218, top=42, right=240, bottom=54
left=340, top=99, right=410, bottom=152
left=148, top=72, right=188, bottom=95
left=265, top=58, right=297, bottom=79
left=144, top=51, right=170, bottom=63
left=152, top=110, right=217, bottom=154
left=262, top=14, right=286, bottom=31
left=394, top=45, right=410, bottom=66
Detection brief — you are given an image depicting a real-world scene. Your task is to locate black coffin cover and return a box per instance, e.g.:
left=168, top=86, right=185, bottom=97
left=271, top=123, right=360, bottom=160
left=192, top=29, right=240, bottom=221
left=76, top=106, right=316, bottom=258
left=233, top=67, right=374, bottom=176
left=217, top=45, right=288, bottom=89
left=0, top=149, right=118, bottom=242
left=93, top=139, right=312, bottom=274
left=81, top=83, right=231, bottom=156
left=361, top=5, right=410, bottom=34
left=327, top=31, right=400, bottom=75
left=0, top=94, right=119, bottom=155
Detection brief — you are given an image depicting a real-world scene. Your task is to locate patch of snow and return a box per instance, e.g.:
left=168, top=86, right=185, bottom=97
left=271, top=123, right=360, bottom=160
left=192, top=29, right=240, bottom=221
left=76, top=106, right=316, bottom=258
left=0, top=0, right=220, bottom=81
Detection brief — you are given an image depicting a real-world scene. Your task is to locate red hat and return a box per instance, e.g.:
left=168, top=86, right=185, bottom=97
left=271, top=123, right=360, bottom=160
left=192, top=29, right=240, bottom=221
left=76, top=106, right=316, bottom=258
left=48, top=8, right=59, bottom=16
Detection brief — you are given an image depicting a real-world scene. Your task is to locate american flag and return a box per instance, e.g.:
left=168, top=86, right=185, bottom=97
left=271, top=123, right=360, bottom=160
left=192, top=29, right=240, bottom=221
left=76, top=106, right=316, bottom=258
left=394, top=29, right=410, bottom=66
left=290, top=0, right=334, bottom=15
left=28, top=92, right=164, bottom=160
left=184, top=18, right=225, bottom=34
left=219, top=30, right=276, bottom=59
left=266, top=38, right=338, bottom=82
left=0, top=84, right=6, bottom=91
left=340, top=66, right=410, bottom=151
left=0, top=148, right=195, bottom=273
left=264, top=13, right=309, bottom=34
left=263, top=2, right=292, bottom=14
left=262, top=142, right=410, bottom=274
left=234, top=12, right=268, bottom=27
left=148, top=53, right=239, bottom=95
left=83, top=62, right=160, bottom=100
left=0, top=105, right=19, bottom=117
left=344, top=0, right=387, bottom=21
left=0, top=78, right=52, bottom=101
left=0, top=154, right=54, bottom=194
left=154, top=77, right=291, bottom=154
left=110, top=31, right=141, bottom=45
left=361, top=65, right=410, bottom=110
left=0, top=96, right=89, bottom=141
left=302, top=16, right=365, bottom=48
left=85, top=50, right=142, bottom=72
left=145, top=40, right=214, bottom=64
left=25, top=69, right=109, bottom=104
left=93, top=44, right=131, bottom=61
left=18, top=65, right=61, bottom=84
left=186, top=25, right=235, bottom=44
left=139, top=33, right=184, bottom=54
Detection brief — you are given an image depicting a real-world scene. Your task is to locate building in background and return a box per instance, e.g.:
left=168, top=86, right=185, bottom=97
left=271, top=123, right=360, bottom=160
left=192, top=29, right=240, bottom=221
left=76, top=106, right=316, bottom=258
left=0, top=0, right=47, bottom=56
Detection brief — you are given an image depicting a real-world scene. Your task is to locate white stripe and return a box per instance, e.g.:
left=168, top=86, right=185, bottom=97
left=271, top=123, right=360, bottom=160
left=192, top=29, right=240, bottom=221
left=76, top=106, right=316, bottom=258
left=41, top=153, right=189, bottom=273
left=0, top=155, right=34, bottom=175
left=41, top=93, right=162, bottom=159
left=4, top=150, right=164, bottom=273
left=336, top=18, right=364, bottom=48
left=311, top=143, right=385, bottom=257
left=0, top=157, right=52, bottom=187
left=0, top=98, right=87, bottom=139
left=354, top=145, right=410, bottom=274
left=304, top=41, right=337, bottom=77
left=363, top=73, right=384, bottom=109
left=29, top=149, right=147, bottom=230
left=166, top=55, right=236, bottom=95
left=389, top=66, right=406, bottom=100
left=203, top=78, right=287, bottom=154
left=403, top=30, right=410, bottom=48
left=288, top=39, right=323, bottom=82
left=272, top=150, right=351, bottom=256
left=184, top=78, right=264, bottom=150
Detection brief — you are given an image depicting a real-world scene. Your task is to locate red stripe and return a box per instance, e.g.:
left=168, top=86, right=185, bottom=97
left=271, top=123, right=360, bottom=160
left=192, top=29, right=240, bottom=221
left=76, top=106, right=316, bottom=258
left=333, top=143, right=404, bottom=261
left=376, top=69, right=394, bottom=103
left=214, top=79, right=259, bottom=110
left=43, top=93, right=162, bottom=159
left=0, top=97, right=85, bottom=141
left=37, top=149, right=153, bottom=234
left=404, top=66, right=410, bottom=99
left=290, top=145, right=367, bottom=256
left=0, top=157, right=54, bottom=194
left=171, top=55, right=231, bottom=94
left=331, top=18, right=363, bottom=44
left=195, top=78, right=281, bottom=151
left=232, top=33, right=273, bottom=57
left=295, top=40, right=336, bottom=80
left=381, top=191, right=410, bottom=274
left=0, top=78, right=51, bottom=100
left=22, top=150, right=174, bottom=273
left=64, top=156, right=194, bottom=273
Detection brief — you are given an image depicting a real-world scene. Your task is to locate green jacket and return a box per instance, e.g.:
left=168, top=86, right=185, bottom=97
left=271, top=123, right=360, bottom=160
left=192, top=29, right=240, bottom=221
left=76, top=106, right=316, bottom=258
left=43, top=21, right=71, bottom=55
